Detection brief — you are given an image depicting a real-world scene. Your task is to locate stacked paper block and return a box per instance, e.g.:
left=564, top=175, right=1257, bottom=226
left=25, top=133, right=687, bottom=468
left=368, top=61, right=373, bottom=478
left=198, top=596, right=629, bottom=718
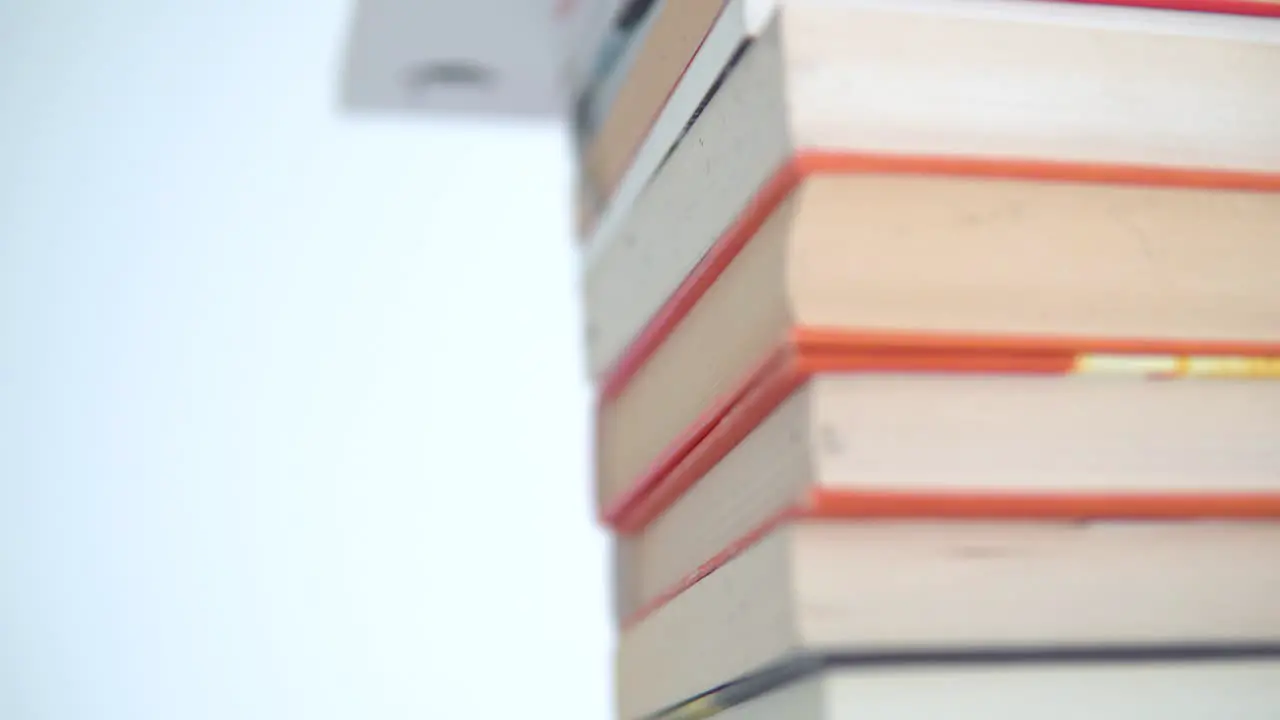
left=562, top=0, right=1280, bottom=717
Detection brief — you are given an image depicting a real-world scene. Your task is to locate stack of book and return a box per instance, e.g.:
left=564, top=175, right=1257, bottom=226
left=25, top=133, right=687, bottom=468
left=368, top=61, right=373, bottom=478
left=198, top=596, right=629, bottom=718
left=562, top=0, right=1280, bottom=717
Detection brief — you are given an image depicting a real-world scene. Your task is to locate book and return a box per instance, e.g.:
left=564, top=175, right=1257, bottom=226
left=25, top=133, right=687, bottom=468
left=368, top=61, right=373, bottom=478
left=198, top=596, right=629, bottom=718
left=610, top=369, right=1280, bottom=619
left=570, top=0, right=653, bottom=148
left=578, top=0, right=769, bottom=257
left=588, top=172, right=1280, bottom=395
left=616, top=520, right=1280, bottom=718
left=651, top=657, right=1280, bottom=719
left=575, top=0, right=727, bottom=227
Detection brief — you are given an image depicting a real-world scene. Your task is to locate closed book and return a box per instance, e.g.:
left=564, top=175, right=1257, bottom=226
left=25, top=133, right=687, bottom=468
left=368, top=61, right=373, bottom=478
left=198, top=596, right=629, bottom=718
left=617, top=520, right=1280, bottom=719
left=651, top=658, right=1280, bottom=720
left=612, top=366, right=1280, bottom=619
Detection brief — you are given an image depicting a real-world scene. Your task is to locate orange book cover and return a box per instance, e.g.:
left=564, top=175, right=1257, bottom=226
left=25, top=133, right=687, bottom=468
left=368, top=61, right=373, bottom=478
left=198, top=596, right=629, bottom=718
left=602, top=328, right=1280, bottom=533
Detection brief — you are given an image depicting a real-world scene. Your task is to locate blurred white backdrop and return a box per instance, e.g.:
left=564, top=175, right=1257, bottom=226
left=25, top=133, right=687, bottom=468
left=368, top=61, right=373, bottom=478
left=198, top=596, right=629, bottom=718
left=0, top=1, right=610, bottom=718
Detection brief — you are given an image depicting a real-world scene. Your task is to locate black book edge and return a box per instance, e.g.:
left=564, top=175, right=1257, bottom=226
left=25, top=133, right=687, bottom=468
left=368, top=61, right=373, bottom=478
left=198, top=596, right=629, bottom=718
left=644, top=642, right=1280, bottom=719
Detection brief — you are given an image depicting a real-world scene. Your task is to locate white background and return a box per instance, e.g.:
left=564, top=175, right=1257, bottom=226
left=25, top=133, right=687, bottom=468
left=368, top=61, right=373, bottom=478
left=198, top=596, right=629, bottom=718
left=1, top=1, right=612, bottom=717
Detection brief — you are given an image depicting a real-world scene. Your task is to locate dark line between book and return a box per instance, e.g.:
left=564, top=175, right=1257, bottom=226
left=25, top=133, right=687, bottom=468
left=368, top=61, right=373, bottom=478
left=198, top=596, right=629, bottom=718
left=652, top=38, right=751, bottom=177
left=645, top=643, right=1280, bottom=719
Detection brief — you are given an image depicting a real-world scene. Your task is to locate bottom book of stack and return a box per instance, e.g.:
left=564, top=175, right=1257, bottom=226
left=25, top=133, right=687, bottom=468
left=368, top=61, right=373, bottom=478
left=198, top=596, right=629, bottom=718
left=617, top=521, right=1280, bottom=719
left=686, top=658, right=1280, bottom=719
